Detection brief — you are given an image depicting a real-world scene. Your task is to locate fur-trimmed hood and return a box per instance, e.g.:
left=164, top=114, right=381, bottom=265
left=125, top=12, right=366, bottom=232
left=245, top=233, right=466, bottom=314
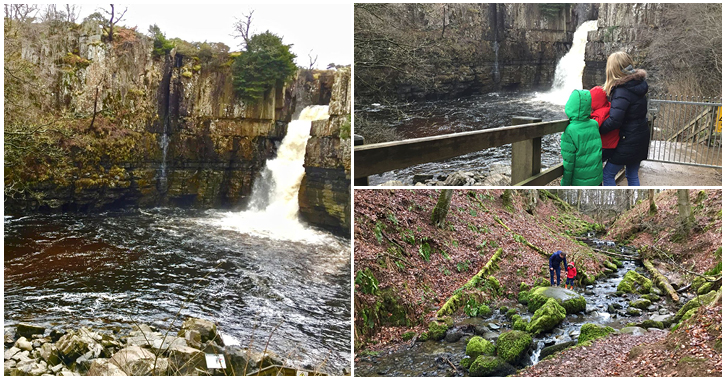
left=612, top=69, right=647, bottom=86
left=612, top=69, right=648, bottom=97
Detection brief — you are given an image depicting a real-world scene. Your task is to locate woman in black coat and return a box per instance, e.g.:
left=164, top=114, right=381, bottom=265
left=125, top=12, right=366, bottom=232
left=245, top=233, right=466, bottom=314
left=599, top=51, right=650, bottom=186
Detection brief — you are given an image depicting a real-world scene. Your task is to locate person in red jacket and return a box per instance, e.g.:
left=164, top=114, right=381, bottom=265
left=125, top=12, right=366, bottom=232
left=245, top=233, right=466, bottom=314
left=565, top=263, right=577, bottom=290
left=590, top=86, right=618, bottom=163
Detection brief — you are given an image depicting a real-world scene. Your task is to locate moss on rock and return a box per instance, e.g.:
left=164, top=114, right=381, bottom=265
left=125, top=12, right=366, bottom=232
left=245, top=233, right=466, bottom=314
left=466, top=336, right=495, bottom=360
left=518, top=290, right=530, bottom=305
left=469, top=356, right=511, bottom=377
left=512, top=315, right=529, bottom=331
left=527, top=298, right=566, bottom=335
left=520, top=282, right=530, bottom=292
left=674, top=290, right=718, bottom=322
left=527, top=286, right=586, bottom=314
left=629, top=298, right=652, bottom=309
left=641, top=294, right=661, bottom=302
left=496, top=330, right=533, bottom=364
left=478, top=304, right=492, bottom=317
left=427, top=321, right=449, bottom=341
left=638, top=320, right=664, bottom=329
left=578, top=323, right=615, bottom=345
left=617, top=270, right=652, bottom=294
left=401, top=331, right=415, bottom=341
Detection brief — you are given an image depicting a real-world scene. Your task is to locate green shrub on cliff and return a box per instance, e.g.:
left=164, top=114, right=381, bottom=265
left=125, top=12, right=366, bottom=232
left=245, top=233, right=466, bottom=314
left=232, top=31, right=297, bottom=104
left=149, top=24, right=174, bottom=58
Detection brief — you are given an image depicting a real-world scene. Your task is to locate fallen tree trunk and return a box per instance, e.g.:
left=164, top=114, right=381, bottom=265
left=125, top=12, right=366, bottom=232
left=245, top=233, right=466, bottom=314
left=643, top=259, right=680, bottom=302
left=436, top=248, right=503, bottom=317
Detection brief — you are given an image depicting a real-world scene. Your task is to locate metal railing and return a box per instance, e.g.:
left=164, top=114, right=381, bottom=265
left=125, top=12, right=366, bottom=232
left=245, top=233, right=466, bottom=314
left=648, top=95, right=722, bottom=168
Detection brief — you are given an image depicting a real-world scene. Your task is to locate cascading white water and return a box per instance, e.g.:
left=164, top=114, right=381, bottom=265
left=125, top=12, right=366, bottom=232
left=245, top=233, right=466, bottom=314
left=213, top=105, right=331, bottom=242
left=537, top=20, right=599, bottom=105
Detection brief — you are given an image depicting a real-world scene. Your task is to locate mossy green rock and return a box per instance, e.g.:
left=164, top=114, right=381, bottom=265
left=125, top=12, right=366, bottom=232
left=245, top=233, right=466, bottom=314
left=629, top=298, right=652, bottom=309
left=518, top=290, right=530, bottom=305
left=527, top=286, right=586, bottom=314
left=401, top=331, right=415, bottom=341
left=617, top=270, right=652, bottom=294
left=527, top=298, right=566, bottom=335
left=496, top=330, right=533, bottom=364
left=641, top=294, right=661, bottom=302
left=519, top=282, right=530, bottom=292
left=487, top=276, right=501, bottom=291
left=674, top=290, right=718, bottom=321
left=460, top=357, right=473, bottom=369
left=499, top=306, right=509, bottom=314
left=468, top=355, right=515, bottom=377
left=638, top=320, right=664, bottom=329
left=578, top=323, right=615, bottom=344
left=427, top=321, right=450, bottom=341
left=466, top=336, right=495, bottom=360
left=505, top=309, right=518, bottom=319
left=478, top=304, right=492, bottom=317
left=697, top=281, right=717, bottom=295
left=512, top=315, right=529, bottom=331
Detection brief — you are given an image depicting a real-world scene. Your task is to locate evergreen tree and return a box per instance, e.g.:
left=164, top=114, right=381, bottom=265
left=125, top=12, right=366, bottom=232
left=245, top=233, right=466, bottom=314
left=231, top=31, right=297, bottom=104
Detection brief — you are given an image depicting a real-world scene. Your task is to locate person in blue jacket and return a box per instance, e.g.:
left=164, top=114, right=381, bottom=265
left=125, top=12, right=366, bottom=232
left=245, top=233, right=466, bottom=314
left=549, top=250, right=568, bottom=286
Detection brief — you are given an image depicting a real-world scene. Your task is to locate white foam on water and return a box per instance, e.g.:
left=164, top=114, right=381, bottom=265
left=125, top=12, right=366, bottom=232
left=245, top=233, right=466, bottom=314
left=212, top=105, right=336, bottom=245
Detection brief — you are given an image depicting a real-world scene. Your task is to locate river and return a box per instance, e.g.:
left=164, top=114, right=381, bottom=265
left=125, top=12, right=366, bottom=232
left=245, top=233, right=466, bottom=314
left=354, top=245, right=677, bottom=377
left=4, top=209, right=351, bottom=374
left=356, top=92, right=567, bottom=185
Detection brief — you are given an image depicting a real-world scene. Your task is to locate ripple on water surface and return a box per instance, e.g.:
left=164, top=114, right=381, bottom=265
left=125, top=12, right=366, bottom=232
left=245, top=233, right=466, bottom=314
left=3, top=208, right=351, bottom=374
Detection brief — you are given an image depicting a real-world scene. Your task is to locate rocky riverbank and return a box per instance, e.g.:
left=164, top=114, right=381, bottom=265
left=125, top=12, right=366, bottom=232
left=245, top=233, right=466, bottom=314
left=4, top=318, right=335, bottom=376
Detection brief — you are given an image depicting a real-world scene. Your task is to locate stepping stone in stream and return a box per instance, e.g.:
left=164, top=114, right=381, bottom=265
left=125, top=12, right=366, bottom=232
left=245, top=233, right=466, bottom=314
left=488, top=323, right=500, bottom=331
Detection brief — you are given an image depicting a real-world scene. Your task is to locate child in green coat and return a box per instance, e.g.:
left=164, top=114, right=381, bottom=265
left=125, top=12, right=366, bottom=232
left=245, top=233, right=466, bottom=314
left=560, top=89, right=603, bottom=186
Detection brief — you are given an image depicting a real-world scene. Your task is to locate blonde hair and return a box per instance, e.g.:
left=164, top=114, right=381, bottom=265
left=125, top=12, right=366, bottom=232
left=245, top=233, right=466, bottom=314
left=603, top=51, right=634, bottom=96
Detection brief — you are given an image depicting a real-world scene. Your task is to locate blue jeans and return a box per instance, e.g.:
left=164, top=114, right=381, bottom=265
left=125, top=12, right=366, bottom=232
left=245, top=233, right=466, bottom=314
left=566, top=278, right=575, bottom=286
left=550, top=267, right=561, bottom=286
left=602, top=161, right=641, bottom=186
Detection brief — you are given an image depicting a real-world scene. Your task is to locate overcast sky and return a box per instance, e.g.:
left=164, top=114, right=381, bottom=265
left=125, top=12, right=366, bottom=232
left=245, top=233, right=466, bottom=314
left=70, top=2, right=352, bottom=69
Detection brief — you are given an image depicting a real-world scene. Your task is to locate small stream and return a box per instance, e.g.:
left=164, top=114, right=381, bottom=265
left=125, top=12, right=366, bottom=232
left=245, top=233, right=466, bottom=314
left=355, top=241, right=677, bottom=377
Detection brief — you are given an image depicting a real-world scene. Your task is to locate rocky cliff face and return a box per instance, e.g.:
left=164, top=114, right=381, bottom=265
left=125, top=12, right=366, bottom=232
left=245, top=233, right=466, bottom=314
left=355, top=3, right=598, bottom=101
left=5, top=19, right=349, bottom=235
left=583, top=3, right=665, bottom=90
left=298, top=68, right=351, bottom=236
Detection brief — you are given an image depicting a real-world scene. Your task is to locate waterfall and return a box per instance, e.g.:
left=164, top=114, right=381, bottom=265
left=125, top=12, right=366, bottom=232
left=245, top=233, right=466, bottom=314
left=537, top=20, right=598, bottom=104
left=213, top=105, right=331, bottom=242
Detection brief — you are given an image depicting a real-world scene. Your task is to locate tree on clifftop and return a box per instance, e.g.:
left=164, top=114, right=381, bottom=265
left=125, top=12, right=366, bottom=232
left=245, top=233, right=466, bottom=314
left=231, top=31, right=297, bottom=104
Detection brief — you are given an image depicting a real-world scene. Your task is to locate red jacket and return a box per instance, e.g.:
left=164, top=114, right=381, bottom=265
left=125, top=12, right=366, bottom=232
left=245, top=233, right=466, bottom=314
left=590, top=86, right=618, bottom=149
left=567, top=265, right=577, bottom=279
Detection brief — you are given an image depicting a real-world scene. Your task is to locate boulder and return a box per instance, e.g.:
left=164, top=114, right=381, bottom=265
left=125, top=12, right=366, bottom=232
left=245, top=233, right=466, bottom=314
left=87, top=358, right=126, bottom=376
left=468, top=355, right=516, bottom=377
left=465, top=336, right=495, bottom=361
left=166, top=344, right=205, bottom=376
left=178, top=318, right=224, bottom=348
left=539, top=340, right=576, bottom=359
left=4, top=359, right=17, bottom=376
left=637, top=320, right=664, bottom=329
left=14, top=336, right=32, bottom=351
left=16, top=323, right=46, bottom=339
left=444, top=328, right=464, bottom=343
left=629, top=298, right=652, bottom=309
left=108, top=346, right=158, bottom=376
left=5, top=346, right=21, bottom=360
left=4, top=328, right=15, bottom=347
left=495, top=330, right=533, bottom=365
left=617, top=271, right=652, bottom=294
left=527, top=287, right=586, bottom=314
left=56, top=328, right=103, bottom=363
left=511, top=315, right=529, bottom=331
left=39, top=343, right=61, bottom=366
left=578, top=323, right=614, bottom=344
left=223, top=346, right=283, bottom=376
left=488, top=323, right=500, bottom=331
left=626, top=307, right=642, bottom=316
left=13, top=359, right=48, bottom=376
left=619, top=326, right=647, bottom=336
left=674, top=290, right=719, bottom=321
left=527, top=298, right=566, bottom=335
left=607, top=304, right=616, bottom=313
left=482, top=331, right=500, bottom=341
